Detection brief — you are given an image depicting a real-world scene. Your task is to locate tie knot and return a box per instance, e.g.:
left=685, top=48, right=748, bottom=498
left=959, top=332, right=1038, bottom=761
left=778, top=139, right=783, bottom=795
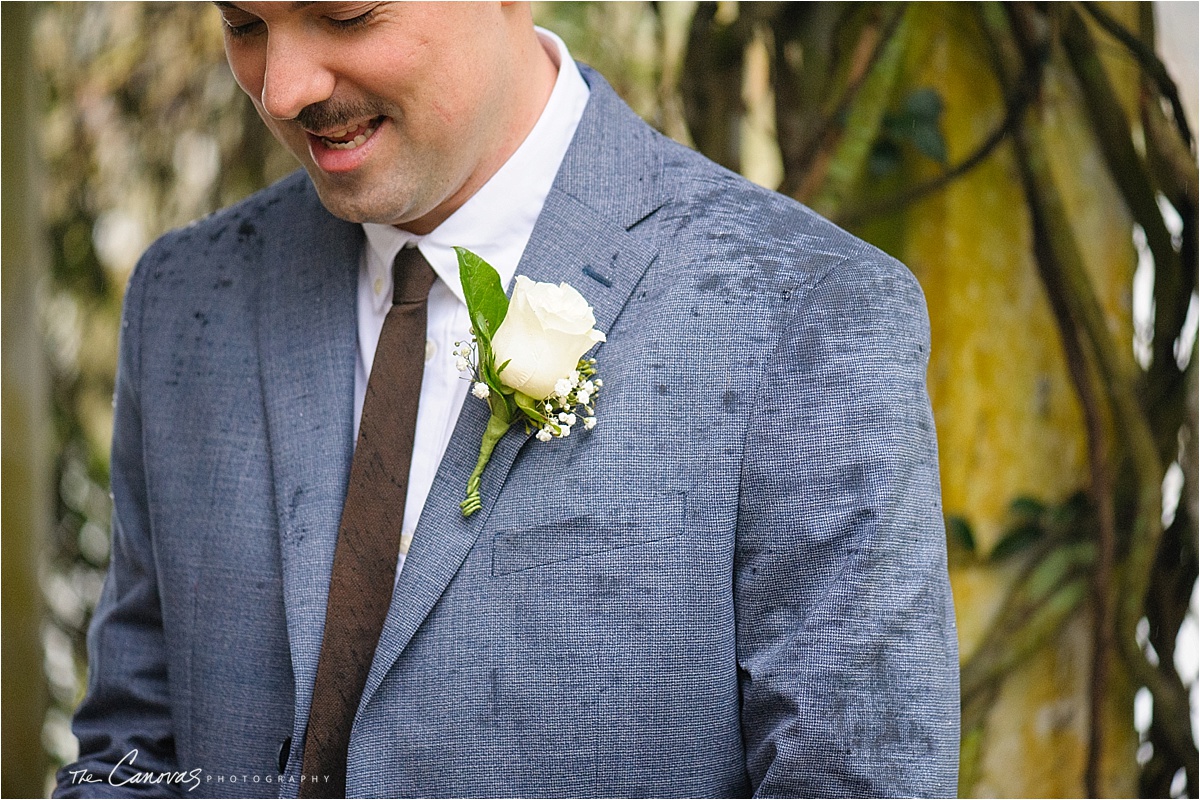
left=392, top=246, right=437, bottom=305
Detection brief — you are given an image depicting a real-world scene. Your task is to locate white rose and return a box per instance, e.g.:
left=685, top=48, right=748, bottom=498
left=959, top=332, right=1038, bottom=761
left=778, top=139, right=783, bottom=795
left=490, top=275, right=606, bottom=399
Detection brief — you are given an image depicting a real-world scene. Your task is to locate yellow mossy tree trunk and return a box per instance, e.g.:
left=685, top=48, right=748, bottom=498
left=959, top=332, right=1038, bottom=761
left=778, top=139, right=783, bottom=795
left=897, top=4, right=1142, bottom=796
left=2, top=3, right=52, bottom=796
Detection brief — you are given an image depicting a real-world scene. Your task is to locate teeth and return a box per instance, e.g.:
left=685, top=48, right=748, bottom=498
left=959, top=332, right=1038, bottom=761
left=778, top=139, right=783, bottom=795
left=323, top=122, right=379, bottom=150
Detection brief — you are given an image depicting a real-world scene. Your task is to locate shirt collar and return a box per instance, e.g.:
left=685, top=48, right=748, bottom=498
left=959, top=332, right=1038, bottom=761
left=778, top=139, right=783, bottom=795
left=362, top=27, right=590, bottom=310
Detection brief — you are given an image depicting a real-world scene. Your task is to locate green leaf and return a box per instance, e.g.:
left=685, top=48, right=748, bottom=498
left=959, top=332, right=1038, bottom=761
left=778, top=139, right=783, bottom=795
left=869, top=139, right=903, bottom=177
left=880, top=87, right=947, bottom=165
left=946, top=515, right=976, bottom=554
left=881, top=114, right=914, bottom=141
left=475, top=336, right=501, bottom=388
left=989, top=522, right=1043, bottom=562
left=903, top=87, right=943, bottom=121
left=910, top=124, right=948, bottom=164
left=456, top=246, right=509, bottom=345
left=1009, top=496, right=1046, bottom=521
left=486, top=391, right=515, bottom=425
left=1048, top=491, right=1090, bottom=532
left=1022, top=542, right=1094, bottom=604
left=514, top=390, right=547, bottom=425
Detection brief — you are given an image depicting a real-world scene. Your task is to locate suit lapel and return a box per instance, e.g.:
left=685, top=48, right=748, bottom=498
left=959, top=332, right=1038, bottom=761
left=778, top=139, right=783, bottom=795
left=360, top=69, right=667, bottom=709
left=256, top=190, right=362, bottom=721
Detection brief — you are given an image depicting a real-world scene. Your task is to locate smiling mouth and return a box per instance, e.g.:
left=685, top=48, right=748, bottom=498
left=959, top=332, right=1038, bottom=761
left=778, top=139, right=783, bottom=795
left=314, top=116, right=385, bottom=150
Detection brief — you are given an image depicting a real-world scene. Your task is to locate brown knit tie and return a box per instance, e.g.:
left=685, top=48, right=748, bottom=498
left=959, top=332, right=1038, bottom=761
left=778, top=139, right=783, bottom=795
left=299, top=246, right=437, bottom=798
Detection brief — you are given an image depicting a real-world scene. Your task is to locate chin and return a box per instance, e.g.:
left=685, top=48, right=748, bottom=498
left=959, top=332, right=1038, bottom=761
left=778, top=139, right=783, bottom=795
left=307, top=178, right=405, bottom=226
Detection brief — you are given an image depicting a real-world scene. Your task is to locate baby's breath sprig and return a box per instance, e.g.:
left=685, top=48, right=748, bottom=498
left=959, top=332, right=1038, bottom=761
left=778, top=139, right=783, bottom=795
left=453, top=336, right=490, bottom=401
left=454, top=345, right=601, bottom=442
left=532, top=358, right=601, bottom=441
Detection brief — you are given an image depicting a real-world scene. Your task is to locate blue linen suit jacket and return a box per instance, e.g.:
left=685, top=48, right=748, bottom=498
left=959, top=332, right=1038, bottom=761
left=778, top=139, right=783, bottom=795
left=58, top=68, right=959, bottom=798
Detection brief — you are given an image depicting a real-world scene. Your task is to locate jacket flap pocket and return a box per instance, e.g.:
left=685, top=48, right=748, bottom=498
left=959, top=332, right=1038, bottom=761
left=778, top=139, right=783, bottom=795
left=491, top=490, right=686, bottom=576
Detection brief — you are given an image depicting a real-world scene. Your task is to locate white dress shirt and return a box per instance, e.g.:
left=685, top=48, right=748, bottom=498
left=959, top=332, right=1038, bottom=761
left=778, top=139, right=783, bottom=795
left=355, top=28, right=589, bottom=576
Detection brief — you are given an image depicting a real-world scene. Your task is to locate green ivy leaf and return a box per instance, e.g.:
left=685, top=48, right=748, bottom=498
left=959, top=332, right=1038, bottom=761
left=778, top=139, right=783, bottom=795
left=989, top=522, right=1044, bottom=562
left=869, top=139, right=903, bottom=177
left=880, top=87, right=948, bottom=166
left=903, top=87, right=943, bottom=120
left=910, top=124, right=948, bottom=165
left=1048, top=491, right=1090, bottom=533
left=456, top=246, right=509, bottom=345
left=1009, top=496, right=1046, bottom=521
left=946, top=515, right=976, bottom=554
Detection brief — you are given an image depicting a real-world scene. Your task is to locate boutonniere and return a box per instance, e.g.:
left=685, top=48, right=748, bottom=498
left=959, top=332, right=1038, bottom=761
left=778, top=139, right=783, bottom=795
left=453, top=246, right=606, bottom=517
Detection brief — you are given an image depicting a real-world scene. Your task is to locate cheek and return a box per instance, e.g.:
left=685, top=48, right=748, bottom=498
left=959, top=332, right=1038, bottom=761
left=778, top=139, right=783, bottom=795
left=224, top=42, right=265, bottom=101
left=422, top=76, right=496, bottom=145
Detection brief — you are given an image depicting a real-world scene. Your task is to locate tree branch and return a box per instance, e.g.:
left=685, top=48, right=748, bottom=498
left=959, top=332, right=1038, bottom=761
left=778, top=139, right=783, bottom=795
left=980, top=4, right=1198, bottom=793
left=1059, top=4, right=1187, bottom=391
left=1080, top=1, right=1194, bottom=149
left=774, top=2, right=908, bottom=198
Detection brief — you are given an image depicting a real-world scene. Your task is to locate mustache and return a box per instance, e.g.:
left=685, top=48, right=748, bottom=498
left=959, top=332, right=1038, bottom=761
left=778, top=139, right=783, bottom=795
left=295, top=100, right=391, bottom=132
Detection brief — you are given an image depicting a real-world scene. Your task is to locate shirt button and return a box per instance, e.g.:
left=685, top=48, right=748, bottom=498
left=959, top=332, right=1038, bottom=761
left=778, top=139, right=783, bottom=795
left=425, top=340, right=436, bottom=362
left=373, top=277, right=384, bottom=296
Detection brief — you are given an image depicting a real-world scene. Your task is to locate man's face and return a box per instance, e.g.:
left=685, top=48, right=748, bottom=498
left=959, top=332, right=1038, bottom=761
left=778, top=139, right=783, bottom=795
left=219, top=2, right=524, bottom=232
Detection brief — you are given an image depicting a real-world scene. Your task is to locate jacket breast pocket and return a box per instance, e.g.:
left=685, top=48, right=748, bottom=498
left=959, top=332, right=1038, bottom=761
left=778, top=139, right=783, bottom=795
left=490, top=490, right=686, bottom=576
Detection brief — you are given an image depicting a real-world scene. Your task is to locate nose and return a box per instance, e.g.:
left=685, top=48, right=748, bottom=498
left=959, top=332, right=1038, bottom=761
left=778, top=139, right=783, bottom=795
left=259, top=35, right=335, bottom=121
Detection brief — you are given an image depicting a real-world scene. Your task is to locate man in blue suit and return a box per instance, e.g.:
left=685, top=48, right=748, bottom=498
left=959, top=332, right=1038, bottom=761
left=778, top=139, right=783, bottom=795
left=57, top=3, right=959, bottom=797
